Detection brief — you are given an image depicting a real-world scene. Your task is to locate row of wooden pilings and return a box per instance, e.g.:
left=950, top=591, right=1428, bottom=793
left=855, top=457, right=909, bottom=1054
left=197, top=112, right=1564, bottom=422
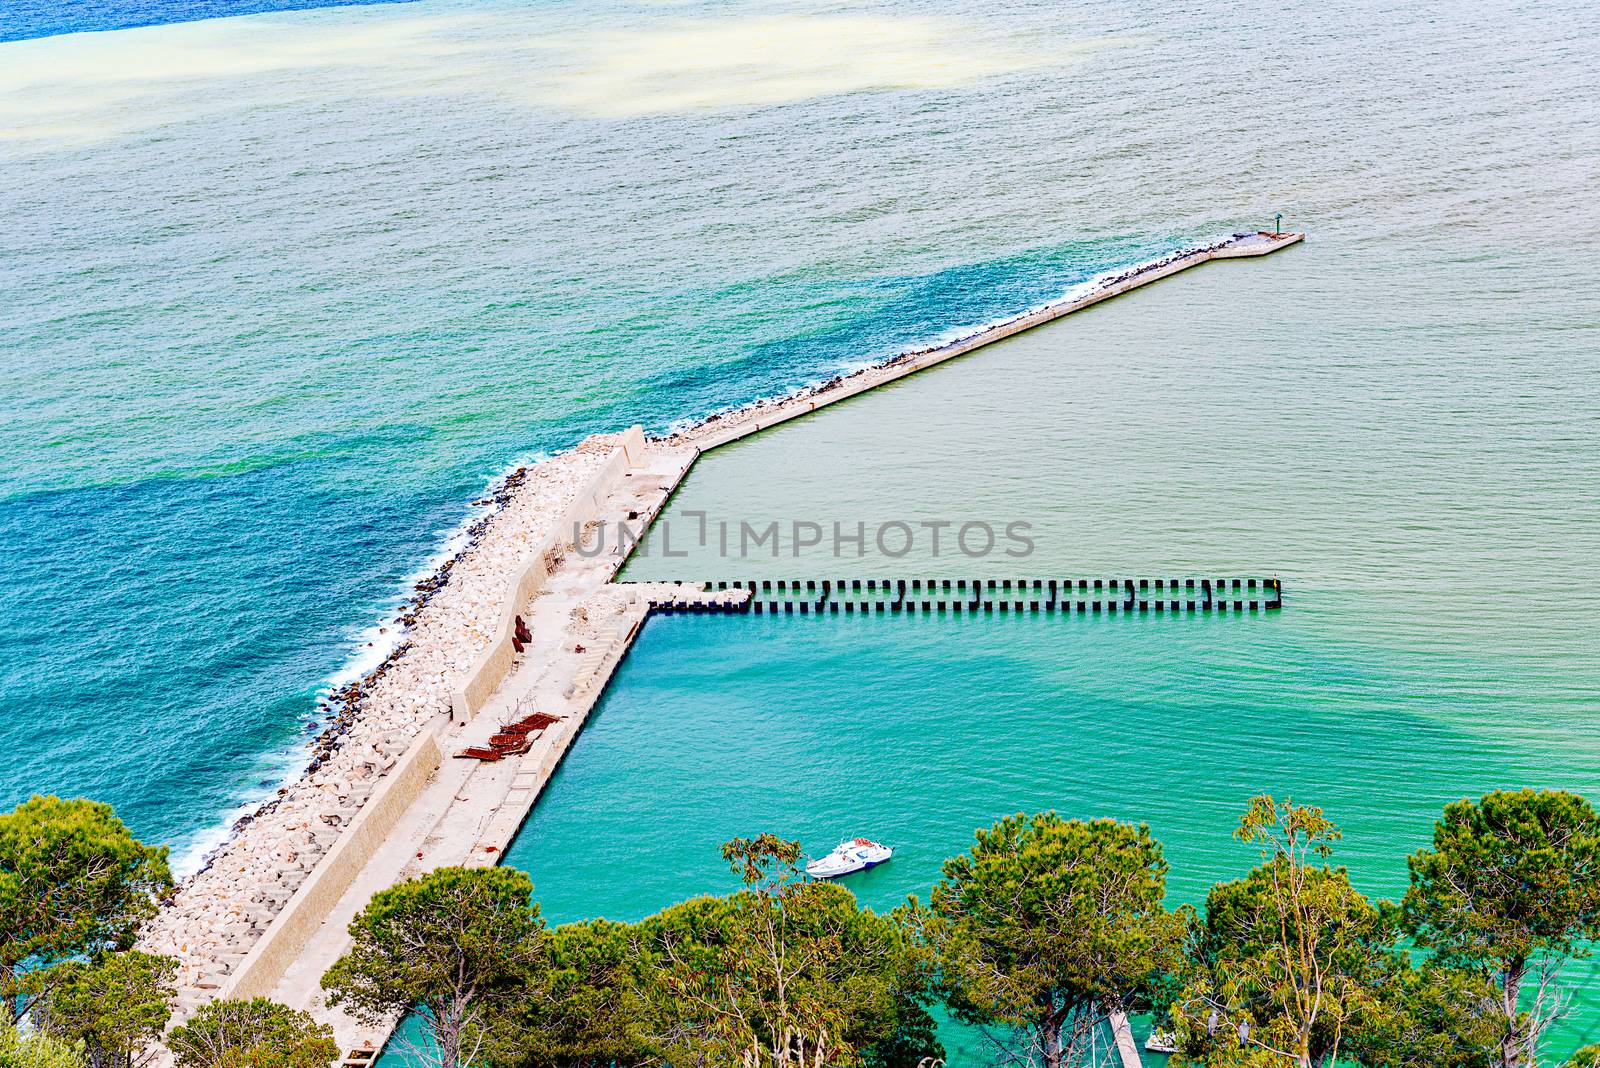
left=651, top=577, right=1283, bottom=616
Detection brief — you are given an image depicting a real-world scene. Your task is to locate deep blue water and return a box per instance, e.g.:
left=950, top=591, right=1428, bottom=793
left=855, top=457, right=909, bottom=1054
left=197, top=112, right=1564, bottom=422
left=0, top=0, right=413, bottom=42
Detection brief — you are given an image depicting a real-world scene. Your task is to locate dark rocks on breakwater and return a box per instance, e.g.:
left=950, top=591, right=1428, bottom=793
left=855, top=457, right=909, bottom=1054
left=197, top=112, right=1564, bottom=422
left=196, top=460, right=549, bottom=880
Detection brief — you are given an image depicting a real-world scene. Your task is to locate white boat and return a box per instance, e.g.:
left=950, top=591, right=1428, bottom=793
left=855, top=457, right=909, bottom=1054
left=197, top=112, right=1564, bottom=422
left=806, top=838, right=893, bottom=878
left=1145, top=1030, right=1179, bottom=1054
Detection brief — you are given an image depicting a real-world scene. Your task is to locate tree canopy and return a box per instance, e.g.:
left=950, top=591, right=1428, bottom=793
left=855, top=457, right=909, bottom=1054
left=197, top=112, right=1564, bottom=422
left=0, top=797, right=171, bottom=1012
left=34, top=950, right=176, bottom=1068
left=1403, top=789, right=1600, bottom=1068
left=919, top=811, right=1188, bottom=1068
left=164, top=998, right=334, bottom=1068
left=323, top=866, right=546, bottom=1068
left=484, top=917, right=655, bottom=1068
left=12, top=780, right=1600, bottom=1067
left=639, top=834, right=940, bottom=1068
left=1342, top=961, right=1500, bottom=1068
left=1, top=1006, right=86, bottom=1068
left=1169, top=797, right=1403, bottom=1068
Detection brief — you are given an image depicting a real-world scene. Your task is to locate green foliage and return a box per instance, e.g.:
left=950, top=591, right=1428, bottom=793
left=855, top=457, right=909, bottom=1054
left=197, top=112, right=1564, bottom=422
left=0, top=798, right=172, bottom=1011
left=857, top=971, right=943, bottom=1068
left=481, top=838, right=934, bottom=1068
left=0, top=1008, right=86, bottom=1068
left=1404, top=790, right=1600, bottom=967
left=482, top=918, right=654, bottom=1068
left=722, top=833, right=804, bottom=889
left=165, top=998, right=335, bottom=1068
left=637, top=836, right=940, bottom=1067
left=1402, top=789, right=1600, bottom=1067
left=323, top=866, right=545, bottom=1068
left=1169, top=797, right=1398, bottom=1068
left=12, top=774, right=1597, bottom=1068
left=34, top=951, right=176, bottom=1068
left=1343, top=961, right=1500, bottom=1068
left=918, top=811, right=1187, bottom=1068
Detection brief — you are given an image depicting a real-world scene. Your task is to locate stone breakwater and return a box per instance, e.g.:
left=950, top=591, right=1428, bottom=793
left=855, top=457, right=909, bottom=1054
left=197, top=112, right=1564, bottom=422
left=138, top=433, right=630, bottom=1005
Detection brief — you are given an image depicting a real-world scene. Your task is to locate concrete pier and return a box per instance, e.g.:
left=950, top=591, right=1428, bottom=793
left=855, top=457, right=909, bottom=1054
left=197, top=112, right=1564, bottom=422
left=143, top=230, right=1301, bottom=1064
left=1108, top=1010, right=1144, bottom=1068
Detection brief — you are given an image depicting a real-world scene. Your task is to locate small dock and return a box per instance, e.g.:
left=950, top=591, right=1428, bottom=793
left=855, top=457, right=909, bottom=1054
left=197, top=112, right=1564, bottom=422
left=644, top=576, right=1284, bottom=615
left=1108, top=1011, right=1145, bottom=1068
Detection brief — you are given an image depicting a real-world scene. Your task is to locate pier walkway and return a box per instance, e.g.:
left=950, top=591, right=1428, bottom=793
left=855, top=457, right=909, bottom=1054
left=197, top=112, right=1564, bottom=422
left=1108, top=1011, right=1144, bottom=1068
left=149, top=230, right=1303, bottom=1065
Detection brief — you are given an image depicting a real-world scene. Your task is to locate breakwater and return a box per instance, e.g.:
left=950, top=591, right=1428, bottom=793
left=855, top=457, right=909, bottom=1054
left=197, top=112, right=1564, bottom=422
left=135, top=434, right=645, bottom=1012
left=137, top=230, right=1302, bottom=1062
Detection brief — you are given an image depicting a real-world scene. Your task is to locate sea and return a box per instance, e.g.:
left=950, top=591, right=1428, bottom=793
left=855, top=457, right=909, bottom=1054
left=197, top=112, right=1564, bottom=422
left=2, top=0, right=1598, bottom=1058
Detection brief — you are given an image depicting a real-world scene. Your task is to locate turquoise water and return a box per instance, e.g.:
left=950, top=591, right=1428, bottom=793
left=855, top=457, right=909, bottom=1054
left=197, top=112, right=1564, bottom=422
left=508, top=611, right=1590, bottom=1060
left=4, top=0, right=1600, bottom=1057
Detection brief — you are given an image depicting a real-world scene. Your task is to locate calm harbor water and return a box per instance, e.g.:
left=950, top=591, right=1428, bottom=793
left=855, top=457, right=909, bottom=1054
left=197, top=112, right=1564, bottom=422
left=3, top=0, right=1599, bottom=1057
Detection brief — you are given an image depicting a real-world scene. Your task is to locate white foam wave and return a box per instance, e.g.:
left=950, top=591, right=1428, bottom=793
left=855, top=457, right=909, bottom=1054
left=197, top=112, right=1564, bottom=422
left=168, top=447, right=554, bottom=877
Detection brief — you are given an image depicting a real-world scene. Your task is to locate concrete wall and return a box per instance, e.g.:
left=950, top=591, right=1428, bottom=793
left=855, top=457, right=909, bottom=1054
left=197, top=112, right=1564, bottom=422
left=618, top=424, right=646, bottom=466
left=449, top=429, right=645, bottom=724
left=219, top=727, right=444, bottom=1000
left=451, top=554, right=552, bottom=723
